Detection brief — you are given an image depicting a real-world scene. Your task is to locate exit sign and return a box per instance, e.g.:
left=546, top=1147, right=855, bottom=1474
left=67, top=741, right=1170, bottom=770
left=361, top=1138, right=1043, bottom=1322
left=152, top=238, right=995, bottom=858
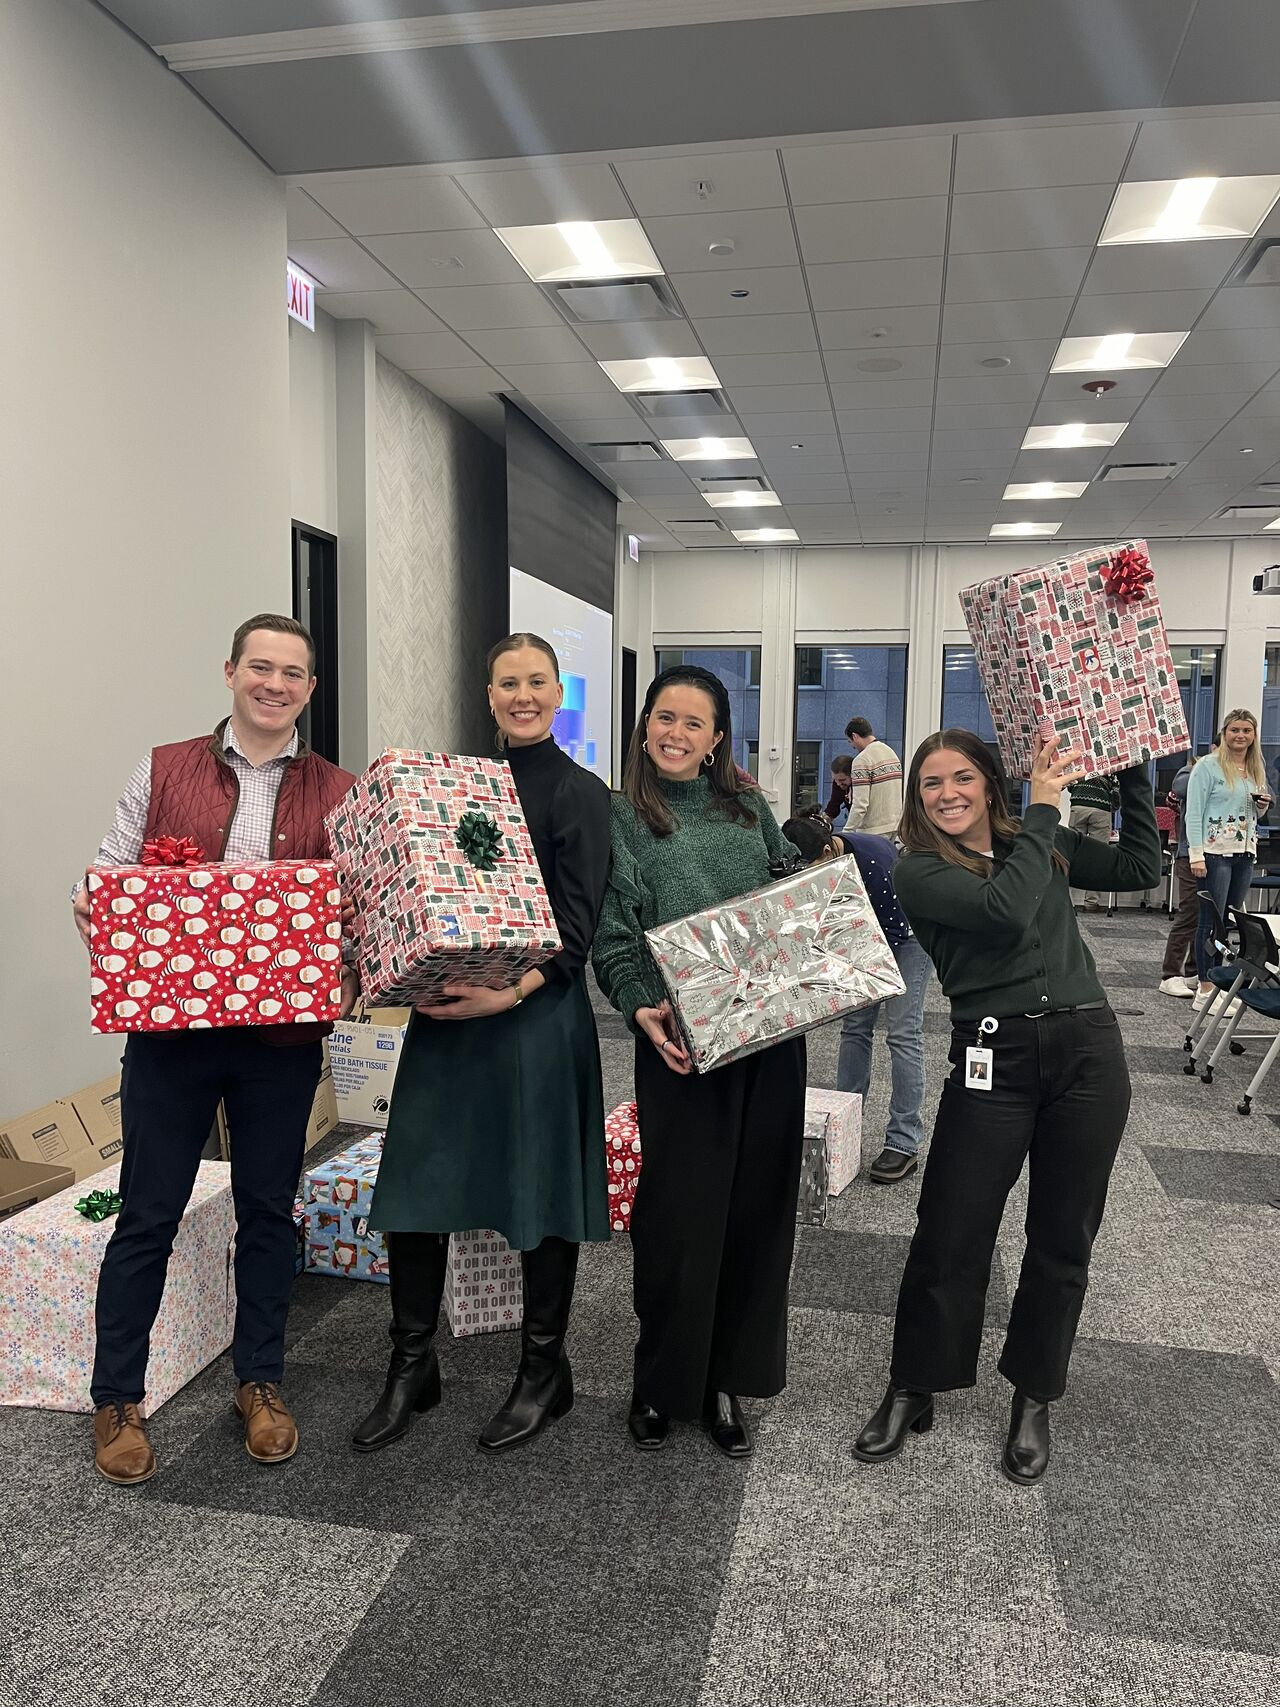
left=287, top=260, right=317, bottom=330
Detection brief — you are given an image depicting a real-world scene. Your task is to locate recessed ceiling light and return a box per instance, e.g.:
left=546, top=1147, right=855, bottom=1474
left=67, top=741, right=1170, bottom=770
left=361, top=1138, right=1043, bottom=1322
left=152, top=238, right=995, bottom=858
left=599, top=355, right=721, bottom=393
left=1266, top=517, right=1280, bottom=530
left=493, top=219, right=662, bottom=283
left=990, top=521, right=1063, bottom=538
left=1051, top=332, right=1188, bottom=372
left=733, top=527, right=798, bottom=543
left=1099, top=175, right=1280, bottom=245
left=703, top=490, right=783, bottom=510
left=1022, top=422, right=1128, bottom=450
left=729, top=288, right=751, bottom=299
left=661, top=436, right=756, bottom=461
left=1241, top=447, right=1255, bottom=454
left=979, top=355, right=1013, bottom=369
left=1003, top=481, right=1089, bottom=501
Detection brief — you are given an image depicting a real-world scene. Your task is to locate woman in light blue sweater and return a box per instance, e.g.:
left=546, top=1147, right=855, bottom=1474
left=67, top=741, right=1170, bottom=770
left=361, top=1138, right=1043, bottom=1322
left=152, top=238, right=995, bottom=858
left=1184, top=709, right=1270, bottom=1007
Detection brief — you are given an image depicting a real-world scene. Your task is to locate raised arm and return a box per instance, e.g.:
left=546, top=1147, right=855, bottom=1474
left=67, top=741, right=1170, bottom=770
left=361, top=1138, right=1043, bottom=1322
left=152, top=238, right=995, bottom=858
left=1061, top=765, right=1162, bottom=893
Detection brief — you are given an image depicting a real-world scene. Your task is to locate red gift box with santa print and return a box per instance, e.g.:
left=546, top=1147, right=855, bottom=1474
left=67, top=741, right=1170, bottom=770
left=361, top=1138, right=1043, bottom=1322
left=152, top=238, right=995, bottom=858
left=605, top=1102, right=642, bottom=1235
left=86, top=858, right=342, bottom=1033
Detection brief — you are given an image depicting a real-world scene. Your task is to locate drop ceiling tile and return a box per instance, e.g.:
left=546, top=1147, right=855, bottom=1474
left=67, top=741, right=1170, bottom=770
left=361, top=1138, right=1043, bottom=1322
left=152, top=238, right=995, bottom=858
left=464, top=326, right=590, bottom=366
left=936, top=372, right=1044, bottom=405
left=695, top=314, right=817, bottom=356
left=953, top=123, right=1137, bottom=192
left=644, top=209, right=799, bottom=273
left=1158, top=357, right=1280, bottom=393
left=283, top=239, right=399, bottom=293
left=615, top=150, right=786, bottom=215
left=453, top=164, right=630, bottom=225
left=1111, top=426, right=1220, bottom=453
left=784, top=504, right=862, bottom=526
left=736, top=410, right=839, bottom=438
left=764, top=474, right=854, bottom=501
left=301, top=174, right=485, bottom=235
left=724, top=383, right=833, bottom=413
left=941, top=298, right=1074, bottom=344
left=834, top=406, right=933, bottom=433
left=808, top=258, right=944, bottom=311
left=944, top=248, right=1093, bottom=303
left=839, top=430, right=931, bottom=456
left=754, top=443, right=847, bottom=476
left=824, top=346, right=937, bottom=383
left=373, top=330, right=481, bottom=369
left=1125, top=114, right=1280, bottom=181
left=316, top=291, right=445, bottom=333
left=569, top=420, right=664, bottom=444
left=573, top=322, right=704, bottom=361
left=403, top=367, right=505, bottom=403
left=830, top=378, right=936, bottom=409
left=933, top=402, right=1040, bottom=431
left=362, top=229, right=527, bottom=287
left=286, top=188, right=346, bottom=242
left=413, top=283, right=563, bottom=330
left=715, top=352, right=827, bottom=387
left=526, top=395, right=648, bottom=424
left=949, top=185, right=1113, bottom=254
left=670, top=267, right=810, bottom=317
left=502, top=363, right=620, bottom=396
left=939, top=340, right=1056, bottom=378
left=1196, top=287, right=1280, bottom=333
left=1175, top=326, right=1280, bottom=367
left=816, top=305, right=941, bottom=349
left=842, top=450, right=930, bottom=474
left=1133, top=390, right=1245, bottom=424
left=1082, top=240, right=1247, bottom=296
left=1066, top=290, right=1215, bottom=338
left=794, top=198, right=948, bottom=265
left=783, top=136, right=954, bottom=205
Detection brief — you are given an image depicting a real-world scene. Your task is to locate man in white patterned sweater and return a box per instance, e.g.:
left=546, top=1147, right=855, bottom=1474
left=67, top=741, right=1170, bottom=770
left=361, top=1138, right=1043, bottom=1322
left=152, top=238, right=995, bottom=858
left=843, top=718, right=904, bottom=839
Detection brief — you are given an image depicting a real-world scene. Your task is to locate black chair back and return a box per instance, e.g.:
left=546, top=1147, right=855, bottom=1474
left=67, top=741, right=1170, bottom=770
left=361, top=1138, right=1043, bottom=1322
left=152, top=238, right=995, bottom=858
left=1228, top=907, right=1280, bottom=984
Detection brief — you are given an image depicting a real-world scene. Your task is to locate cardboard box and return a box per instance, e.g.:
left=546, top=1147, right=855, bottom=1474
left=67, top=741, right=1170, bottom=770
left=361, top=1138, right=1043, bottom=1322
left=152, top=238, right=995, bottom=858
left=0, top=1078, right=122, bottom=1184
left=0, top=1161, right=236, bottom=1413
left=215, top=1047, right=337, bottom=1161
left=0, top=1160, right=76, bottom=1223
left=805, top=1088, right=863, bottom=1197
left=328, top=1017, right=407, bottom=1128
left=67, top=1077, right=125, bottom=1170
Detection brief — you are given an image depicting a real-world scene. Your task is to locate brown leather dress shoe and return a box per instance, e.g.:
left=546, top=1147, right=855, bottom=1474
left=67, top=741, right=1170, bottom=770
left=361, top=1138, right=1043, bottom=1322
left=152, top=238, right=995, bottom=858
left=93, top=1400, right=157, bottom=1486
left=234, top=1381, right=299, bottom=1464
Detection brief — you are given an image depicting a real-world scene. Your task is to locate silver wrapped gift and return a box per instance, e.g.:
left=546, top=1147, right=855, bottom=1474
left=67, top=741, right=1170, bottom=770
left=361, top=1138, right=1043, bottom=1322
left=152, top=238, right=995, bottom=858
left=644, top=855, right=906, bottom=1073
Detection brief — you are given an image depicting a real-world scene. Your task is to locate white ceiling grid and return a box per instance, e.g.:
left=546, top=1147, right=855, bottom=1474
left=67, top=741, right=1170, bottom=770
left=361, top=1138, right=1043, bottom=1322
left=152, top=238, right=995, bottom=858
left=285, top=111, right=1280, bottom=549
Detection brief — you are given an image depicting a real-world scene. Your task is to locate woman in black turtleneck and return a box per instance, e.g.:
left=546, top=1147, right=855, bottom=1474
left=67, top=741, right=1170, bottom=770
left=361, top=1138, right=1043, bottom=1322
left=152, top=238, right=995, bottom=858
left=354, top=632, right=612, bottom=1458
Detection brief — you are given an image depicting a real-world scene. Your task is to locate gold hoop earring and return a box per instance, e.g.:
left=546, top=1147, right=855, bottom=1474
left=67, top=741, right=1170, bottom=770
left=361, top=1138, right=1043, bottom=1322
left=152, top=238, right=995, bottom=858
left=703, top=752, right=715, bottom=768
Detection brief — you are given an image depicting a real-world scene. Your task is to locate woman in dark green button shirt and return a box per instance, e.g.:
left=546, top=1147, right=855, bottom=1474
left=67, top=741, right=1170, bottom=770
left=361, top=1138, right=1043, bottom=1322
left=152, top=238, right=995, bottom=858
left=853, top=726, right=1160, bottom=1485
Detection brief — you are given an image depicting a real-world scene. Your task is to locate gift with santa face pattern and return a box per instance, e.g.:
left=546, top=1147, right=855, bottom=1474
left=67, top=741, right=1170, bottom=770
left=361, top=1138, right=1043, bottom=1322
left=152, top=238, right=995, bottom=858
left=604, top=1102, right=642, bottom=1235
left=959, top=538, right=1188, bottom=781
left=87, top=854, right=342, bottom=1033
left=325, top=749, right=561, bottom=1006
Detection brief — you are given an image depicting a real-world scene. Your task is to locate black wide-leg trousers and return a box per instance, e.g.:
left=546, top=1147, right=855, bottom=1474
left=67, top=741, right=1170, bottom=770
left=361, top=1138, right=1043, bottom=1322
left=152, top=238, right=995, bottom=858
left=890, top=1006, right=1130, bottom=1402
left=630, top=1034, right=806, bottom=1421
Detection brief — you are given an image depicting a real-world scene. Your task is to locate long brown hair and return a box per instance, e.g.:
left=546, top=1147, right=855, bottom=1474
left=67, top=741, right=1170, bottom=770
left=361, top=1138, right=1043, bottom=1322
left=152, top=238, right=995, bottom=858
left=622, top=665, right=756, bottom=837
left=486, top=632, right=560, bottom=750
left=900, top=728, right=1068, bottom=877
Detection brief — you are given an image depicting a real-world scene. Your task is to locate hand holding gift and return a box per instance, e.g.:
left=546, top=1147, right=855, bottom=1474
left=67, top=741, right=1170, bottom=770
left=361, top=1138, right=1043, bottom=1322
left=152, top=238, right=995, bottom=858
left=635, top=1001, right=692, bottom=1075
left=1029, top=731, right=1086, bottom=811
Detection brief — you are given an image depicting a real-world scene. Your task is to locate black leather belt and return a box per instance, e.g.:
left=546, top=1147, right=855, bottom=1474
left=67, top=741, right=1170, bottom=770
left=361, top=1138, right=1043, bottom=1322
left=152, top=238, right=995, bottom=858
left=1021, top=1000, right=1107, bottom=1019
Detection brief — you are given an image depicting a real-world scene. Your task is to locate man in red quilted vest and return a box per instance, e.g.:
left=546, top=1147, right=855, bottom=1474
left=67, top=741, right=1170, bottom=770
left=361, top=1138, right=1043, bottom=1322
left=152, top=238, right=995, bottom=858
left=71, top=614, right=356, bottom=1486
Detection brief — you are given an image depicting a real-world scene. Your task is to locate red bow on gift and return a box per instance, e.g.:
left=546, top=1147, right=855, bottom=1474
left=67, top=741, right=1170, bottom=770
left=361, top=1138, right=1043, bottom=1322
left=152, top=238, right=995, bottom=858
left=1102, top=545, right=1153, bottom=603
left=141, top=835, right=205, bottom=867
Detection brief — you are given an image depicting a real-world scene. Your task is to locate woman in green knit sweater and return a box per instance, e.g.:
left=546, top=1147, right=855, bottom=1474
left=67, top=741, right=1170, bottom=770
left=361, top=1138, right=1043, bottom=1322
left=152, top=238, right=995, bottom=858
left=592, top=664, right=805, bottom=1458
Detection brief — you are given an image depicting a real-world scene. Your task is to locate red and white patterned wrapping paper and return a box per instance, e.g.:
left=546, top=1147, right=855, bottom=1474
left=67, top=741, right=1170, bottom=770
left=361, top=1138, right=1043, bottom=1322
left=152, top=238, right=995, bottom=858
left=325, top=750, right=561, bottom=1006
left=804, top=1088, right=863, bottom=1197
left=87, top=860, right=342, bottom=1033
left=0, top=1162, right=235, bottom=1414
left=443, top=1229, right=523, bottom=1338
left=959, top=539, right=1189, bottom=781
left=645, top=856, right=905, bottom=1073
left=605, top=1102, right=642, bottom=1235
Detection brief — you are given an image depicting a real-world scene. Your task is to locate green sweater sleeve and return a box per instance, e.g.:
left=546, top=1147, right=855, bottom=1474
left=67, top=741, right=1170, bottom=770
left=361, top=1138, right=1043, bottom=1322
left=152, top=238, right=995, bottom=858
left=753, top=793, right=797, bottom=864
left=590, top=800, right=665, bottom=1027
left=1061, top=765, right=1162, bottom=892
left=893, top=804, right=1061, bottom=939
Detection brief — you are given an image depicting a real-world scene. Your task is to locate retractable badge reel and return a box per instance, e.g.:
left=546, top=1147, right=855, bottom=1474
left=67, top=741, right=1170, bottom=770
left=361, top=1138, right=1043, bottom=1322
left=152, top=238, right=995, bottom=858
left=965, top=1016, right=998, bottom=1091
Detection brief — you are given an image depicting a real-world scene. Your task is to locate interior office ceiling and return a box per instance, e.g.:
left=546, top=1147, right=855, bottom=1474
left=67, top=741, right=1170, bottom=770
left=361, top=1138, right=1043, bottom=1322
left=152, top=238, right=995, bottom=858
left=99, top=0, right=1280, bottom=548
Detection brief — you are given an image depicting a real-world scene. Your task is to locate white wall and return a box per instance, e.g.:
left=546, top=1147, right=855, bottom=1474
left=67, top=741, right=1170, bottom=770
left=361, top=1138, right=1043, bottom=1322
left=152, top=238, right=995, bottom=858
left=1, top=0, right=290, bottom=1112
left=627, top=538, right=1280, bottom=818
left=289, top=308, right=339, bottom=535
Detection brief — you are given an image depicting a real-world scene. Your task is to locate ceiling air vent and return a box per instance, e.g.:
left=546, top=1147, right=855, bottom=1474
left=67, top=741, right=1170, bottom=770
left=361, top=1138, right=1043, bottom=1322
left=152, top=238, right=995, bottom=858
left=1096, top=462, right=1183, bottom=482
left=1231, top=237, right=1280, bottom=288
left=547, top=279, right=683, bottom=323
left=633, top=390, right=732, bottom=419
left=1216, top=504, right=1280, bottom=520
left=668, top=518, right=728, bottom=538
left=695, top=474, right=768, bottom=494
left=582, top=442, right=664, bottom=463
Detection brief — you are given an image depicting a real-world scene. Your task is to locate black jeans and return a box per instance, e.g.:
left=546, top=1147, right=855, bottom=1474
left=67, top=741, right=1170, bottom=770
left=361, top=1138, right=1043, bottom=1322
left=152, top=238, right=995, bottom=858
left=91, top=1030, right=322, bottom=1406
left=890, top=1007, right=1130, bottom=1402
left=631, top=1035, right=806, bottom=1420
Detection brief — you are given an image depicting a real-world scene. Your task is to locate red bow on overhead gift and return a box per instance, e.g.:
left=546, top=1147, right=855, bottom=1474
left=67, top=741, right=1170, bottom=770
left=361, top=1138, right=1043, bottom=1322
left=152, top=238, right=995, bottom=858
left=1102, top=544, right=1153, bottom=603
left=140, top=834, right=204, bottom=867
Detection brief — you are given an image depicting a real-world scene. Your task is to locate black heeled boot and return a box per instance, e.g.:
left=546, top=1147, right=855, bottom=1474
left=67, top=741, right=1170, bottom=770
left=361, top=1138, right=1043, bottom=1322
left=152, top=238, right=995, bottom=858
left=478, top=1236, right=577, bottom=1452
left=852, top=1383, right=934, bottom=1462
left=703, top=1390, right=752, bottom=1459
left=351, top=1232, right=448, bottom=1454
left=1001, top=1390, right=1050, bottom=1486
left=628, top=1393, right=670, bottom=1451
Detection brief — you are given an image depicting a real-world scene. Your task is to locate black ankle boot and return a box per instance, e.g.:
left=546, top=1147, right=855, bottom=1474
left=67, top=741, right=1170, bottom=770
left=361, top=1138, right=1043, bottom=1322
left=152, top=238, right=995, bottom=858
left=627, top=1393, right=670, bottom=1451
left=703, top=1390, right=752, bottom=1459
left=351, top=1232, right=448, bottom=1454
left=1001, top=1390, right=1050, bottom=1485
left=852, top=1383, right=934, bottom=1462
left=478, top=1236, right=578, bottom=1453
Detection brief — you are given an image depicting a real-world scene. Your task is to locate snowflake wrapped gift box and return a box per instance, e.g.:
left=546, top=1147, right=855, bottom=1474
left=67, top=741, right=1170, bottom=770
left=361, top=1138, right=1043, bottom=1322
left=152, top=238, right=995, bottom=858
left=324, top=750, right=561, bottom=1007
left=959, top=538, right=1188, bottom=781
left=644, top=856, right=905, bottom=1074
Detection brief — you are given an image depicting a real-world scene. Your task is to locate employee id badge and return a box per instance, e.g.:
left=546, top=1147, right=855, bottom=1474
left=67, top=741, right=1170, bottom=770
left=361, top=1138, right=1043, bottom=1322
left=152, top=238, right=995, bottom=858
left=965, top=1017, right=998, bottom=1091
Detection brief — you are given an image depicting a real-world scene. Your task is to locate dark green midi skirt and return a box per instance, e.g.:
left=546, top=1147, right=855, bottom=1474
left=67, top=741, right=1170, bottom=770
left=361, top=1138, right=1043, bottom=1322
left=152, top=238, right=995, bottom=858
left=367, top=972, right=611, bottom=1250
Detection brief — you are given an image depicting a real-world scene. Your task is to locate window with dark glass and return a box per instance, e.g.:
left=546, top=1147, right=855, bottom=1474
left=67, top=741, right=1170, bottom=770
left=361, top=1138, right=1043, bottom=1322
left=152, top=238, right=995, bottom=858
left=792, top=644, right=908, bottom=811
left=652, top=647, right=761, bottom=772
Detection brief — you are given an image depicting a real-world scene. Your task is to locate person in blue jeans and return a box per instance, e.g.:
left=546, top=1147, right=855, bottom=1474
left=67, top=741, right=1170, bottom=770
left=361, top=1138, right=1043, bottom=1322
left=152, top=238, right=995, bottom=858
left=783, top=813, right=928, bottom=1184
left=1184, top=709, right=1271, bottom=1011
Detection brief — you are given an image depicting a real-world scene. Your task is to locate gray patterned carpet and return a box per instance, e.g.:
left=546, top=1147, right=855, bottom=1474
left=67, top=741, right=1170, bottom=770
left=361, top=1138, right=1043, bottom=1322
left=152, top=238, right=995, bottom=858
left=2, top=912, right=1277, bottom=1707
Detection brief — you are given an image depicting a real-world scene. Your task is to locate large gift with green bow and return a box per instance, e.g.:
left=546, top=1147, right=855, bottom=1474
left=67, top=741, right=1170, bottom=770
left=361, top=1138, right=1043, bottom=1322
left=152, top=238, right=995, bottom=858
left=325, top=750, right=561, bottom=1005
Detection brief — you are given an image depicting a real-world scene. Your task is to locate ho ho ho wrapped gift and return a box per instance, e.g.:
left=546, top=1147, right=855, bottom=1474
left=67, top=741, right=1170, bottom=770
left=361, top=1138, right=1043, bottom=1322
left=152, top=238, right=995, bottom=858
left=644, top=855, right=905, bottom=1073
left=324, top=750, right=561, bottom=1007
left=959, top=538, right=1188, bottom=781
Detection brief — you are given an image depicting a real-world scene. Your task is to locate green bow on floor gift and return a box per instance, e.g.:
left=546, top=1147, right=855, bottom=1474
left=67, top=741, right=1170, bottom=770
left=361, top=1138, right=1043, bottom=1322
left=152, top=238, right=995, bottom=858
left=74, top=1189, right=123, bottom=1223
left=455, top=811, right=504, bottom=872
